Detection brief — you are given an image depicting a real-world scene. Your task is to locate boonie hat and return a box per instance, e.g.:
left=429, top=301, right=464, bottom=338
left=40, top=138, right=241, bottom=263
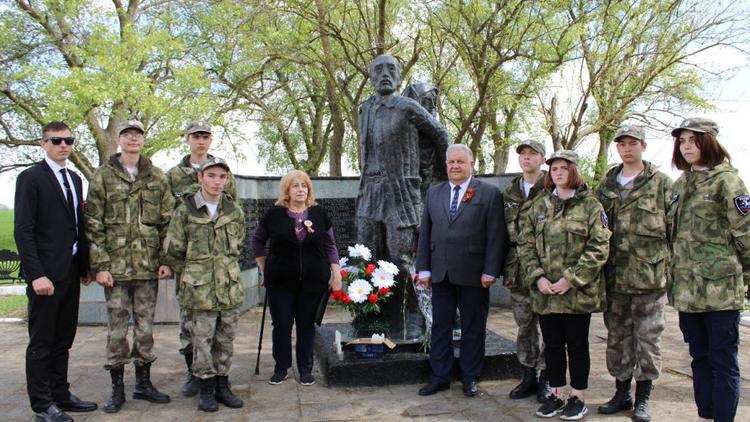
left=614, top=125, right=645, bottom=142
left=198, top=157, right=230, bottom=173
left=117, top=119, right=144, bottom=135
left=671, top=117, right=719, bottom=137
left=515, top=140, right=546, bottom=155
left=546, top=150, right=580, bottom=166
left=185, top=121, right=212, bottom=136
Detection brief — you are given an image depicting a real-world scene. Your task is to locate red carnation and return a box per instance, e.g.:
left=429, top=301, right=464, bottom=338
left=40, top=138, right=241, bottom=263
left=343, top=294, right=352, bottom=304
left=340, top=270, right=348, bottom=278
left=368, top=293, right=378, bottom=303
left=365, top=263, right=376, bottom=276
left=378, top=287, right=390, bottom=296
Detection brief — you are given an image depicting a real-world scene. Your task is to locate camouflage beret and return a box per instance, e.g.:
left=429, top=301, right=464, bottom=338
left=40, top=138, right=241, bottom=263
left=614, top=125, right=645, bottom=142
left=671, top=117, right=719, bottom=137
left=516, top=140, right=546, bottom=155
left=546, top=149, right=580, bottom=166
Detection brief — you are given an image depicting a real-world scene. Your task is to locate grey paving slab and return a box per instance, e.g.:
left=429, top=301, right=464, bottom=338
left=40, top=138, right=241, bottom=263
left=0, top=306, right=748, bottom=421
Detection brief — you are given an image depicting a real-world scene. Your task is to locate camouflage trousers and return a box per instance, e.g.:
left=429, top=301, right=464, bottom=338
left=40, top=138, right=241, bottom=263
left=510, top=288, right=544, bottom=370
left=175, top=275, right=193, bottom=353
left=104, top=280, right=158, bottom=369
left=190, top=307, right=240, bottom=379
left=604, top=291, right=666, bottom=381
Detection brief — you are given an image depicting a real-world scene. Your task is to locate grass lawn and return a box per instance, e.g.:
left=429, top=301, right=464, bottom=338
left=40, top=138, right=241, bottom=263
left=0, top=295, right=26, bottom=318
left=0, top=209, right=14, bottom=251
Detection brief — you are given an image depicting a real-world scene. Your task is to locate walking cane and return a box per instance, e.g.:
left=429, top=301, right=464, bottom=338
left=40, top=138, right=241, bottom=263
left=254, top=290, right=268, bottom=375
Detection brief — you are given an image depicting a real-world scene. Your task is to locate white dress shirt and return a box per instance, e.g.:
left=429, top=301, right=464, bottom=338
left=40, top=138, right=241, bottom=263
left=45, top=157, right=78, bottom=255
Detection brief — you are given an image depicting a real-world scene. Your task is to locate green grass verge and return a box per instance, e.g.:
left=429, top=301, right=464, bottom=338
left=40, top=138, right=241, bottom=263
left=0, top=295, right=26, bottom=318
left=0, top=209, right=15, bottom=252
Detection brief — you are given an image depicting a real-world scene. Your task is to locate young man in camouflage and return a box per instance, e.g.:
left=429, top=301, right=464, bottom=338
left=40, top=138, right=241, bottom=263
left=503, top=140, right=552, bottom=402
left=165, top=121, right=238, bottom=397
left=86, top=119, right=174, bottom=413
left=162, top=157, right=245, bottom=412
left=596, top=125, right=672, bottom=422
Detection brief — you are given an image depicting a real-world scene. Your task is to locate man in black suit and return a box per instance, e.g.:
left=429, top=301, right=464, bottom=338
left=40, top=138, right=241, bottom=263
left=416, top=143, right=508, bottom=397
left=15, top=121, right=97, bottom=422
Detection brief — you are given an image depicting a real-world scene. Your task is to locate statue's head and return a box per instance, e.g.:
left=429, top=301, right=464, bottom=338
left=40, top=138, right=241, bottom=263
left=369, top=55, right=401, bottom=95
left=402, top=81, right=438, bottom=115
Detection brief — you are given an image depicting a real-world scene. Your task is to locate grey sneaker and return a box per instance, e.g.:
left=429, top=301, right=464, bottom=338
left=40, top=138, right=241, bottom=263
left=560, top=396, right=588, bottom=420
left=268, top=370, right=288, bottom=385
left=535, top=395, right=565, bottom=418
left=299, top=373, right=315, bottom=386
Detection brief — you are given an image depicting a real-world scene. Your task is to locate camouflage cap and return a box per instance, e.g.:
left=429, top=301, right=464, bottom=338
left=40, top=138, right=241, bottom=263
left=198, top=156, right=230, bottom=173
left=117, top=119, right=144, bottom=135
left=671, top=117, right=719, bottom=137
left=546, top=149, right=580, bottom=166
left=515, top=140, right=546, bottom=155
left=185, top=121, right=212, bottom=136
left=614, top=124, right=645, bottom=142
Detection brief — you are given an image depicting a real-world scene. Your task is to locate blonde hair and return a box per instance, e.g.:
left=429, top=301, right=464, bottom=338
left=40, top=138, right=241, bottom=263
left=275, top=170, right=317, bottom=208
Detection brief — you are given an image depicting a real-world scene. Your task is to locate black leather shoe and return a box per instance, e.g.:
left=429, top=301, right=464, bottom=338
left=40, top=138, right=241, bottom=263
left=418, top=382, right=449, bottom=396
left=56, top=393, right=98, bottom=412
left=462, top=380, right=480, bottom=397
left=33, top=404, right=72, bottom=422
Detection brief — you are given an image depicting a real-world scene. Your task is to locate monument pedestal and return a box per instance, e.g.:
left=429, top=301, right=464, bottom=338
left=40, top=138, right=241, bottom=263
left=314, top=323, right=521, bottom=387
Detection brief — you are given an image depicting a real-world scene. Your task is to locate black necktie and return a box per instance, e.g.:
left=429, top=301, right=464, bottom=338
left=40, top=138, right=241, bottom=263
left=60, top=168, right=76, bottom=221
left=450, top=185, right=461, bottom=221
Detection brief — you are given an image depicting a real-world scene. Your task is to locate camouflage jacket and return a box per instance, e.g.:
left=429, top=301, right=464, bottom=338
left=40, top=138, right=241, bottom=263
left=518, top=186, right=611, bottom=314
left=166, top=154, right=238, bottom=206
left=162, top=192, right=246, bottom=311
left=502, top=172, right=546, bottom=289
left=597, top=161, right=672, bottom=294
left=667, top=163, right=750, bottom=312
left=86, top=154, right=174, bottom=281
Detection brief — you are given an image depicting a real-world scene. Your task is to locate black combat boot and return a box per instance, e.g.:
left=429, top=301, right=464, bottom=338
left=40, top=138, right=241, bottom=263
left=198, top=377, right=219, bottom=412
left=536, top=370, right=553, bottom=403
left=632, top=380, right=652, bottom=422
left=182, top=348, right=199, bottom=397
left=133, top=363, right=171, bottom=403
left=103, top=366, right=126, bottom=413
left=215, top=375, right=244, bottom=408
left=598, top=378, right=633, bottom=414
left=509, top=365, right=538, bottom=399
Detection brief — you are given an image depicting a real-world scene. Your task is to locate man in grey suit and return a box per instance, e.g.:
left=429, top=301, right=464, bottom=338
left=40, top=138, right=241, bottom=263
left=416, top=144, right=508, bottom=397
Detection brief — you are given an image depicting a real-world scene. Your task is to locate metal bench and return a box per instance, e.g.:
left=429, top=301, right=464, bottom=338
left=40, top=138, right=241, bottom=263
left=0, top=249, right=22, bottom=284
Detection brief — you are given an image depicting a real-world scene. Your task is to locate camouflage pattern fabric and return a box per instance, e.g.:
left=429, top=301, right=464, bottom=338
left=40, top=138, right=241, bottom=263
left=103, top=280, right=158, bottom=369
left=518, top=186, right=611, bottom=314
left=597, top=162, right=673, bottom=294
left=179, top=307, right=192, bottom=351
left=510, top=287, right=545, bottom=369
left=604, top=291, right=666, bottom=381
left=191, top=307, right=240, bottom=379
left=162, top=192, right=245, bottom=312
left=165, top=154, right=238, bottom=206
left=86, top=154, right=174, bottom=282
left=668, top=163, right=750, bottom=312
left=503, top=172, right=546, bottom=289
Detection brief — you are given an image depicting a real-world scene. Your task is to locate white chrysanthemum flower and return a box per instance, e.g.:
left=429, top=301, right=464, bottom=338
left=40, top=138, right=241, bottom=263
left=377, top=260, right=399, bottom=276
left=339, top=257, right=349, bottom=267
left=371, top=268, right=395, bottom=288
left=347, top=279, right=372, bottom=303
left=347, top=244, right=372, bottom=261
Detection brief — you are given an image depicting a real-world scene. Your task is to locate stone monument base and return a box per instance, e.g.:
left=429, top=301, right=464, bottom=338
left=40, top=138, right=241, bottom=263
left=314, top=323, right=521, bottom=387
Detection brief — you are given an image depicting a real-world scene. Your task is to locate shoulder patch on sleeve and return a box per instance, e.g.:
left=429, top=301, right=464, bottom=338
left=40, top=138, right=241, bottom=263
left=734, top=195, right=750, bottom=216
left=600, top=211, right=609, bottom=228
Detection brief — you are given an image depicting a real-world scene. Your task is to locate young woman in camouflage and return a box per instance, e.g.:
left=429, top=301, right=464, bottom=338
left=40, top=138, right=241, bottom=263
left=518, top=150, right=611, bottom=421
left=668, top=117, right=749, bottom=422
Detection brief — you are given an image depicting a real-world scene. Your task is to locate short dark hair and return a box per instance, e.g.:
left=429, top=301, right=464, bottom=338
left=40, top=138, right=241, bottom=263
left=672, top=131, right=731, bottom=171
left=42, top=121, right=71, bottom=138
left=544, top=160, right=585, bottom=190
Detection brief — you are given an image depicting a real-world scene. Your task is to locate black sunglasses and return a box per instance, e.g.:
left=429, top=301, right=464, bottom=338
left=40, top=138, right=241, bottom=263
left=45, top=136, right=75, bottom=145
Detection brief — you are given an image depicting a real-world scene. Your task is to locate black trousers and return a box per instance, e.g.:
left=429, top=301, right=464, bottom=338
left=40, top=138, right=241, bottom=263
left=679, top=310, right=740, bottom=422
left=538, top=313, right=592, bottom=390
left=26, top=260, right=80, bottom=412
left=267, top=288, right=325, bottom=374
left=430, top=277, right=489, bottom=384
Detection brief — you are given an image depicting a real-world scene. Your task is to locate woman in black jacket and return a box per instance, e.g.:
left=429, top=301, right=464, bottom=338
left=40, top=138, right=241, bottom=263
left=252, top=170, right=342, bottom=386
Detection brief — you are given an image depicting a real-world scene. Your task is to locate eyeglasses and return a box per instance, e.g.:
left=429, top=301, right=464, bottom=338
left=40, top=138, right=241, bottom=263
left=45, top=137, right=75, bottom=145
left=119, top=132, right=144, bottom=139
